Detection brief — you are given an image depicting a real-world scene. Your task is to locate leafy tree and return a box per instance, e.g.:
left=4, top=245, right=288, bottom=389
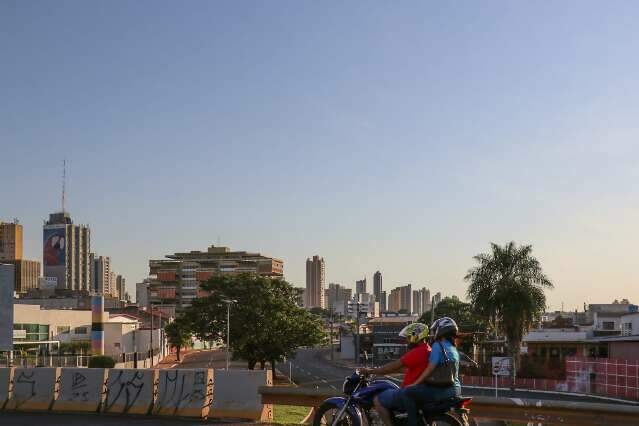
left=465, top=242, right=553, bottom=385
left=185, top=273, right=326, bottom=374
left=165, top=317, right=192, bottom=361
left=418, top=296, right=486, bottom=354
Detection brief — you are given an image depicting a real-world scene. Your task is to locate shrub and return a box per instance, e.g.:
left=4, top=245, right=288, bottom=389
left=88, top=355, right=116, bottom=368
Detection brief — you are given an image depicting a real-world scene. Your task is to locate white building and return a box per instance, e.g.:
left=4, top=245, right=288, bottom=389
left=621, top=312, right=639, bottom=336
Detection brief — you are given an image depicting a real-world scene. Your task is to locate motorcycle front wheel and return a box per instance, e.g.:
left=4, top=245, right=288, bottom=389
left=313, top=401, right=357, bottom=426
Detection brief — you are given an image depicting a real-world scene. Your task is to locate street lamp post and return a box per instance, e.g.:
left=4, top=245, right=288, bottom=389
left=222, top=299, right=237, bottom=370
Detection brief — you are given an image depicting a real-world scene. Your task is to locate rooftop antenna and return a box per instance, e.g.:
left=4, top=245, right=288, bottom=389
left=62, top=159, right=66, bottom=213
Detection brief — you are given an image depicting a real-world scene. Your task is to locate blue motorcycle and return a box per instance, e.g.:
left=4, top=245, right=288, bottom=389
left=313, top=371, right=473, bottom=426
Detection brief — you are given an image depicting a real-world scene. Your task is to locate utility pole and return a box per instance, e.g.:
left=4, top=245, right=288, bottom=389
left=330, top=309, right=335, bottom=361
left=222, top=299, right=237, bottom=370
left=348, top=297, right=368, bottom=366
left=150, top=304, right=154, bottom=367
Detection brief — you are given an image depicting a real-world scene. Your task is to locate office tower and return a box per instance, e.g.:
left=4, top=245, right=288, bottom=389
left=324, top=283, right=352, bottom=315
left=305, top=255, right=325, bottom=309
left=150, top=245, right=284, bottom=315
left=380, top=290, right=387, bottom=312
left=412, top=288, right=431, bottom=315
left=389, top=284, right=412, bottom=312
left=116, top=275, right=126, bottom=301
left=356, top=278, right=367, bottom=295
left=434, top=292, right=442, bottom=305
left=6, top=260, right=40, bottom=294
left=373, top=271, right=382, bottom=302
left=90, top=254, right=112, bottom=295
left=136, top=279, right=151, bottom=310
left=43, top=212, right=91, bottom=291
left=0, top=220, right=23, bottom=261
left=110, top=272, right=117, bottom=297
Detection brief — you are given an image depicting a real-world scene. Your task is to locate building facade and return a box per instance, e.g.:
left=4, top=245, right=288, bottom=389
left=380, top=290, right=387, bottom=312
left=7, top=259, right=40, bottom=294
left=305, top=255, right=325, bottom=309
left=388, top=284, right=412, bottom=312
left=43, top=212, right=91, bottom=291
left=90, top=254, right=112, bottom=295
left=325, top=283, right=352, bottom=316
left=136, top=280, right=151, bottom=310
left=0, top=221, right=23, bottom=261
left=356, top=278, right=367, bottom=295
left=116, top=275, right=126, bottom=301
left=412, top=287, right=431, bottom=316
left=373, top=270, right=382, bottom=301
left=149, top=245, right=284, bottom=316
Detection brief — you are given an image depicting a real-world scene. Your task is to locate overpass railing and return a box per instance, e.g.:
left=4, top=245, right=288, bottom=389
left=259, top=385, right=639, bottom=425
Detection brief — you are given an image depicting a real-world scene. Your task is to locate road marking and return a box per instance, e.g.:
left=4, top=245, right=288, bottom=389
left=314, top=376, right=321, bottom=380
left=330, top=385, right=337, bottom=390
left=322, top=379, right=328, bottom=383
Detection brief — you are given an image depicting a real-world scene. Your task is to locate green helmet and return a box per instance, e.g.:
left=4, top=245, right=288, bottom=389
left=399, top=322, right=429, bottom=344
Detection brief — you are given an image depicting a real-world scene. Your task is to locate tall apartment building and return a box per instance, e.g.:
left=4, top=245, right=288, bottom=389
left=116, top=275, right=126, bottom=301
left=90, top=254, right=111, bottom=295
left=110, top=271, right=117, bottom=297
left=412, top=288, right=431, bottom=316
left=324, top=283, right=352, bottom=315
left=0, top=221, right=23, bottom=261
left=305, top=255, right=325, bottom=309
left=373, top=271, right=382, bottom=301
left=434, top=292, right=442, bottom=306
left=356, top=278, right=367, bottom=295
left=380, top=290, right=387, bottom=312
left=7, top=260, right=40, bottom=294
left=150, top=245, right=284, bottom=316
left=136, top=279, right=151, bottom=310
left=388, top=284, right=412, bottom=312
left=43, top=212, right=91, bottom=291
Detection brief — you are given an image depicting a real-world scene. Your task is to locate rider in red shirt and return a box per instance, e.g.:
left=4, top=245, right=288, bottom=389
left=361, top=322, right=431, bottom=426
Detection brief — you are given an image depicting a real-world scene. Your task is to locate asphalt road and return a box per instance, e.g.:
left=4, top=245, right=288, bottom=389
left=0, top=412, right=252, bottom=425
left=290, top=348, right=639, bottom=406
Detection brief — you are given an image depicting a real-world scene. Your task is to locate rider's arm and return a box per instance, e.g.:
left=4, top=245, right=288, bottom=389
left=362, top=359, right=403, bottom=375
left=410, top=342, right=442, bottom=386
left=411, top=361, right=436, bottom=385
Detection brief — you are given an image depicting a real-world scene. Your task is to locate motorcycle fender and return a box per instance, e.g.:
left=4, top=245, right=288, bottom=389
left=323, top=397, right=368, bottom=426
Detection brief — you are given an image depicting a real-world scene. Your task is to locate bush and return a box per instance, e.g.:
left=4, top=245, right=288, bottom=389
left=88, top=355, right=116, bottom=368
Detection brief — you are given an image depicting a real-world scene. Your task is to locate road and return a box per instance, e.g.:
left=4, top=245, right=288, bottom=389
left=0, top=412, right=251, bottom=425
left=289, top=348, right=639, bottom=405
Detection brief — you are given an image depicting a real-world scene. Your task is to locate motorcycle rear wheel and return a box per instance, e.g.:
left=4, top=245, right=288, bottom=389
left=422, top=412, right=464, bottom=426
left=313, top=401, right=357, bottom=426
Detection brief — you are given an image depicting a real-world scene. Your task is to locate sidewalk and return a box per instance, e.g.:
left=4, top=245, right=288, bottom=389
left=152, top=349, right=201, bottom=369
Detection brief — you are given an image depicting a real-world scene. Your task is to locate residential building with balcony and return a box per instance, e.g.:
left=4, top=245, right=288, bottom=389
left=148, top=245, right=284, bottom=316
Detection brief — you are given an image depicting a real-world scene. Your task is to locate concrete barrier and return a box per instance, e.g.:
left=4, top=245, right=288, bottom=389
left=6, top=367, right=59, bottom=411
left=209, top=369, right=273, bottom=421
left=154, top=368, right=212, bottom=418
left=53, top=368, right=107, bottom=412
left=103, top=369, right=157, bottom=415
left=0, top=367, right=12, bottom=410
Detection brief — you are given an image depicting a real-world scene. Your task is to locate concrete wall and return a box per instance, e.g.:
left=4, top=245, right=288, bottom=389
left=154, top=369, right=212, bottom=418
left=6, top=367, right=59, bottom=411
left=210, top=369, right=273, bottom=421
left=53, top=368, right=107, bottom=412
left=0, top=367, right=11, bottom=408
left=103, top=369, right=157, bottom=415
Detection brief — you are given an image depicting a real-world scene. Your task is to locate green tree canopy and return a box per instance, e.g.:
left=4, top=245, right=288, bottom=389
left=185, top=273, right=325, bottom=373
left=164, top=317, right=192, bottom=361
left=465, top=241, right=553, bottom=384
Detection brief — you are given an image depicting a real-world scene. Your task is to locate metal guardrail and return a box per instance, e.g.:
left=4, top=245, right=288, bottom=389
left=258, top=386, right=639, bottom=425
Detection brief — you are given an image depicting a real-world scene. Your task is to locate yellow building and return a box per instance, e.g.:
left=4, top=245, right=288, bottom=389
left=0, top=220, right=23, bottom=261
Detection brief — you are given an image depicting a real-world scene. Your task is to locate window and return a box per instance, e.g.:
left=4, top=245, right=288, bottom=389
left=74, top=327, right=88, bottom=335
left=622, top=322, right=632, bottom=336
left=57, top=326, right=70, bottom=334
left=602, top=321, right=615, bottom=330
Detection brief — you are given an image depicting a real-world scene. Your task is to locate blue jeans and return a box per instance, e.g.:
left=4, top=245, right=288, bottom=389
left=401, top=385, right=461, bottom=426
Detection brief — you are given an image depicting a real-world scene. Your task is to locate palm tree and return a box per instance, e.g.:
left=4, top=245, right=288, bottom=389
left=465, top=242, right=553, bottom=385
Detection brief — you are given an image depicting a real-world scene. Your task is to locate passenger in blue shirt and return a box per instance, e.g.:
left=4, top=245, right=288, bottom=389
left=402, top=317, right=462, bottom=426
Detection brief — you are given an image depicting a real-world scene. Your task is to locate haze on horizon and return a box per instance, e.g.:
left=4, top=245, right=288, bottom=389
left=2, top=1, right=638, bottom=310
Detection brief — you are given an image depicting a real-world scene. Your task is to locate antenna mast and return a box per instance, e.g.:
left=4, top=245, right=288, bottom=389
left=62, top=159, right=66, bottom=213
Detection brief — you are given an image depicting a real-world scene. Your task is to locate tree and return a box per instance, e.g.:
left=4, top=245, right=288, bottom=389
left=465, top=242, right=553, bottom=385
left=185, top=273, right=326, bottom=374
left=418, top=296, right=486, bottom=354
left=165, top=317, right=192, bottom=361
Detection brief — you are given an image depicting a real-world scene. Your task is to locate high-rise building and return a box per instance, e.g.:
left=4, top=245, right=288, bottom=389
left=116, top=275, right=126, bottom=301
left=373, top=271, right=382, bottom=302
left=305, top=255, right=325, bottom=309
left=380, top=290, right=387, bottom=312
left=356, top=278, right=367, bottom=295
left=0, top=221, right=23, bottom=261
left=150, top=245, right=284, bottom=316
left=324, top=283, right=352, bottom=315
left=412, top=288, right=431, bottom=316
left=43, top=212, right=91, bottom=291
left=434, top=292, right=442, bottom=306
left=90, top=254, right=112, bottom=295
left=389, top=284, right=412, bottom=312
left=136, top=279, right=151, bottom=310
left=110, top=272, right=117, bottom=297
left=6, top=260, right=40, bottom=294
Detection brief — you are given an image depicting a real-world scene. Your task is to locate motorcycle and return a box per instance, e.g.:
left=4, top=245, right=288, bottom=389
left=313, top=371, right=473, bottom=426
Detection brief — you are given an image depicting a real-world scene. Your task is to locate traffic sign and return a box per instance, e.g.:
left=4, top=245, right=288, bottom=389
left=492, top=357, right=512, bottom=377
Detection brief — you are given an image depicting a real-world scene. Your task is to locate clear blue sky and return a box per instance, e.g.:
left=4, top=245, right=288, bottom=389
left=2, top=1, right=638, bottom=309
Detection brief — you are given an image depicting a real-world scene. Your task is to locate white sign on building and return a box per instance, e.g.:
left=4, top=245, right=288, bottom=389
left=492, top=356, right=513, bottom=376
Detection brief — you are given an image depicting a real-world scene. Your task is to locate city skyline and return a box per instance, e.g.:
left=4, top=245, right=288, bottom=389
left=3, top=2, right=639, bottom=309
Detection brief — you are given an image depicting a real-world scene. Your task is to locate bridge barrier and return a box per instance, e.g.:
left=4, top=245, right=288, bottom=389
left=210, top=369, right=273, bottom=421
left=103, top=369, right=157, bottom=415
left=258, top=385, right=639, bottom=425
left=53, top=368, right=107, bottom=413
left=0, top=368, right=11, bottom=410
left=154, top=368, right=213, bottom=418
left=6, top=367, right=59, bottom=411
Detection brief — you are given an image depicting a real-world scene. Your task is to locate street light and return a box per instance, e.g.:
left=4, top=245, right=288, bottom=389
left=222, top=298, right=237, bottom=370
